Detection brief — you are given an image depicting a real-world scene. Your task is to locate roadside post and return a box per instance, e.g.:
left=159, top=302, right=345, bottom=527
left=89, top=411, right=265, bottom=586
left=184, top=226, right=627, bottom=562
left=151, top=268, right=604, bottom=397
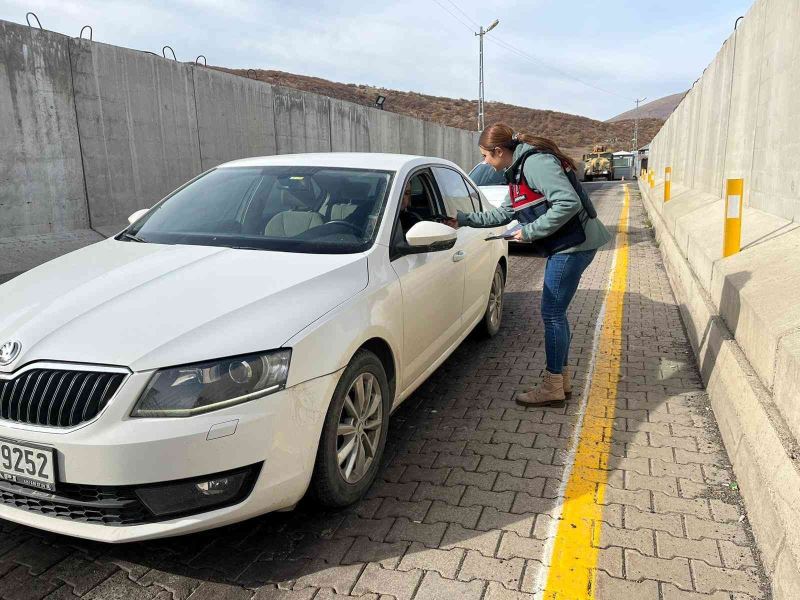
left=723, top=178, right=744, bottom=257
left=664, top=167, right=672, bottom=201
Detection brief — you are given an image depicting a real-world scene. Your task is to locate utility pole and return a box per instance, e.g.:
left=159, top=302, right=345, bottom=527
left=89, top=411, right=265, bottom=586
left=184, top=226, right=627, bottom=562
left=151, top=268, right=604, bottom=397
left=633, top=97, right=647, bottom=152
left=476, top=19, right=500, bottom=132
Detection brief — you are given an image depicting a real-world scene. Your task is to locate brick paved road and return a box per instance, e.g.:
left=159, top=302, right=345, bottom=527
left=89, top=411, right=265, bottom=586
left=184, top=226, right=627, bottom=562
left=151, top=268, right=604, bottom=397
left=0, top=183, right=770, bottom=599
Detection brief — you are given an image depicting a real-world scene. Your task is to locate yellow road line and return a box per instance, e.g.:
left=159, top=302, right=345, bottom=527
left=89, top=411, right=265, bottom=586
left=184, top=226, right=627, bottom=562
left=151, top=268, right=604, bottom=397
left=542, top=184, right=630, bottom=599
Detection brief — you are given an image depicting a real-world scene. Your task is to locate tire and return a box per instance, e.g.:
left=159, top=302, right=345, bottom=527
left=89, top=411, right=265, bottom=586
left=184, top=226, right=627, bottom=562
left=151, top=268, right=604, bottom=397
left=312, top=349, right=391, bottom=507
left=477, top=263, right=505, bottom=338
left=585, top=175, right=592, bottom=182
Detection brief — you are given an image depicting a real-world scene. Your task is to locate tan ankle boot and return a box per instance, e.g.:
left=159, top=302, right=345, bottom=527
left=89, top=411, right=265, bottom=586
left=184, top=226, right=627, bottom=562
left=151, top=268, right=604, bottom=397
left=563, top=366, right=573, bottom=397
left=516, top=371, right=566, bottom=407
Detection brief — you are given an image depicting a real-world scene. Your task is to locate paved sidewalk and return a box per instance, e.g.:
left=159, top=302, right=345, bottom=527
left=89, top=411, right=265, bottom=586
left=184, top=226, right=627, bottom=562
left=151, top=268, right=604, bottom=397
left=0, top=183, right=770, bottom=599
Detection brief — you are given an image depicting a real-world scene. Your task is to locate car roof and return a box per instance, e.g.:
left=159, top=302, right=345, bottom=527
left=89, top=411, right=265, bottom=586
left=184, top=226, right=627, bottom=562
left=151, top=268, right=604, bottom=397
left=218, top=153, right=457, bottom=171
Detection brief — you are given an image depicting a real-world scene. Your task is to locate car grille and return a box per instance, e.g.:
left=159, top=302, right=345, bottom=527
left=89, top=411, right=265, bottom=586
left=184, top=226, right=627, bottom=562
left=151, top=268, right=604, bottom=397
left=0, top=479, right=150, bottom=525
left=0, top=369, right=126, bottom=427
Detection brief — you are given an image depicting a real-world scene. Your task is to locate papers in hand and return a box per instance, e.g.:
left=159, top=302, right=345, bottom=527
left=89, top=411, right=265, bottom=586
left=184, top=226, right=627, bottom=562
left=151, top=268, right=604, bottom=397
left=484, top=223, right=525, bottom=241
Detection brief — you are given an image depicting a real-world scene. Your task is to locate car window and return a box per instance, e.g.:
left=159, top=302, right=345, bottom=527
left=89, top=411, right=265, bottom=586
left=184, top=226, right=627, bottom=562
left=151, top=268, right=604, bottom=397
left=468, top=162, right=507, bottom=186
left=125, top=166, right=393, bottom=254
left=392, top=172, right=438, bottom=248
left=433, top=167, right=473, bottom=217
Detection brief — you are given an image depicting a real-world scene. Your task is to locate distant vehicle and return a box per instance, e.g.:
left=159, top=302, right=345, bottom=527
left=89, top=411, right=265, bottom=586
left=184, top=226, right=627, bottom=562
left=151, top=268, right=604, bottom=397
left=611, top=152, right=635, bottom=180
left=583, top=144, right=614, bottom=181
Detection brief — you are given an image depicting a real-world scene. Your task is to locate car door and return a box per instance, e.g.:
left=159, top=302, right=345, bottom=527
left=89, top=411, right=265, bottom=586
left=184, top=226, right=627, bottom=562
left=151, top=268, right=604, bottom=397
left=390, top=169, right=465, bottom=391
left=432, top=167, right=496, bottom=330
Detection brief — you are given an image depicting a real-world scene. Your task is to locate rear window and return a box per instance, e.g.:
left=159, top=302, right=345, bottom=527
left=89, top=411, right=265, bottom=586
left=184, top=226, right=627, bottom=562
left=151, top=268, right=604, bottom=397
left=468, top=162, right=507, bottom=186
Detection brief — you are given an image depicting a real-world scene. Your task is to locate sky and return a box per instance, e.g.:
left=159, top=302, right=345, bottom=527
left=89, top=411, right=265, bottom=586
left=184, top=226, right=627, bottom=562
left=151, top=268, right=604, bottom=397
left=0, top=0, right=755, bottom=121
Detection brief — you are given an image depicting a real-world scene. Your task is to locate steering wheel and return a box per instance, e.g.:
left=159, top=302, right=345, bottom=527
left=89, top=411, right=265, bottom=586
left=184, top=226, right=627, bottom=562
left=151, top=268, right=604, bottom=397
left=323, top=220, right=362, bottom=234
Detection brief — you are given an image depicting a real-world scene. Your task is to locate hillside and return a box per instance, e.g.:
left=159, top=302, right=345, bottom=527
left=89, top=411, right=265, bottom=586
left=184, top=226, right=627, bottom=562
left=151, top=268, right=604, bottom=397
left=607, top=92, right=685, bottom=122
left=214, top=67, right=664, bottom=158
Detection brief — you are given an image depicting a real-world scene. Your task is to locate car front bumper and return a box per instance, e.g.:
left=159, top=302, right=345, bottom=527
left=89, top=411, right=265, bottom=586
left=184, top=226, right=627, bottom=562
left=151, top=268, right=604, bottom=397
left=0, top=368, right=342, bottom=542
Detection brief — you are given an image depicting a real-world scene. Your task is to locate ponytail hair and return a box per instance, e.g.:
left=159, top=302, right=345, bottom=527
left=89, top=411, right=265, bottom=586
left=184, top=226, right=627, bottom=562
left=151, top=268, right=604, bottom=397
left=478, top=122, right=577, bottom=172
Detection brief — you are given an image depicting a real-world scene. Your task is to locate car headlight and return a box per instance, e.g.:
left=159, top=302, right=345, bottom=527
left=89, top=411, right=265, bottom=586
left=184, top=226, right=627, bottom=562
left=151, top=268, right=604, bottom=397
left=131, top=349, right=291, bottom=417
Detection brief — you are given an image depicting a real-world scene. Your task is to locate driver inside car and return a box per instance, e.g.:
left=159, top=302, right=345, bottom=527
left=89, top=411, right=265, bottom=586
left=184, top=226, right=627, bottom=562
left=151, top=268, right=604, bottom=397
left=399, top=183, right=424, bottom=235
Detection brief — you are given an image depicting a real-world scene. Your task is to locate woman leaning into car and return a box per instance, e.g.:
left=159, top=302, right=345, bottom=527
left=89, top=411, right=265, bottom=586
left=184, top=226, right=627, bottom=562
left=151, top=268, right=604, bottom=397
left=446, top=123, right=612, bottom=407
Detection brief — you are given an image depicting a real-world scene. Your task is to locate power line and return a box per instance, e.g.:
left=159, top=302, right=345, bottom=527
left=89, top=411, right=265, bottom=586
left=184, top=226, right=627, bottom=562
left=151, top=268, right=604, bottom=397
left=442, top=0, right=480, bottom=28
left=430, top=0, right=475, bottom=33
left=485, top=32, right=633, bottom=101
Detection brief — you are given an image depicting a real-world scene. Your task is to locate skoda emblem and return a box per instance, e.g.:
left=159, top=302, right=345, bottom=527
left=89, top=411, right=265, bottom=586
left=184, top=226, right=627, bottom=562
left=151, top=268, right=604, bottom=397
left=0, top=341, right=21, bottom=366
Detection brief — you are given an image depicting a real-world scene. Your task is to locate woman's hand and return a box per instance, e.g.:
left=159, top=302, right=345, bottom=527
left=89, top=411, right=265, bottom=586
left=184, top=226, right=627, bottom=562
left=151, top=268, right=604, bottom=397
left=511, top=228, right=526, bottom=241
left=443, top=217, right=459, bottom=229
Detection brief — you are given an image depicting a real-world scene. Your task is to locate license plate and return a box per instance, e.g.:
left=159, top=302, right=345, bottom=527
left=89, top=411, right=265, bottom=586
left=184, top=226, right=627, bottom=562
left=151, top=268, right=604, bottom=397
left=0, top=438, right=56, bottom=491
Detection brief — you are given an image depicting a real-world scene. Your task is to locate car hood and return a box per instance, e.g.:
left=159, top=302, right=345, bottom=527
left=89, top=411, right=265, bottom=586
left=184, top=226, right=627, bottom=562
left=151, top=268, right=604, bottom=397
left=0, top=240, right=368, bottom=373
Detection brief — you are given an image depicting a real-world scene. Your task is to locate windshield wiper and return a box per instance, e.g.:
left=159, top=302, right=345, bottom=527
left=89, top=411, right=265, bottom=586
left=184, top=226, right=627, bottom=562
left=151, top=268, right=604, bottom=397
left=120, top=232, right=148, bottom=243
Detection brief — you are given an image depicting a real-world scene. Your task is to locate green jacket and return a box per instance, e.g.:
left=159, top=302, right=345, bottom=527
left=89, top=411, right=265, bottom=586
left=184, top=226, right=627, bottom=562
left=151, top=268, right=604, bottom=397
left=457, top=143, right=612, bottom=254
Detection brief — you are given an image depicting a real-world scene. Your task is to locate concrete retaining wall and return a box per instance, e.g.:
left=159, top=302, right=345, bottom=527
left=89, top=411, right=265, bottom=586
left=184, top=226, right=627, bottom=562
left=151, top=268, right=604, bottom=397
left=70, top=38, right=202, bottom=234
left=0, top=17, right=480, bottom=250
left=0, top=21, right=88, bottom=238
left=645, top=2, right=800, bottom=595
left=649, top=0, right=800, bottom=220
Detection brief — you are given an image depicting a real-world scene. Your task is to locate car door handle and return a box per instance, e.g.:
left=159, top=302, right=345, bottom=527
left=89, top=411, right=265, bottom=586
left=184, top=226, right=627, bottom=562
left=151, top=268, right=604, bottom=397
left=452, top=250, right=466, bottom=262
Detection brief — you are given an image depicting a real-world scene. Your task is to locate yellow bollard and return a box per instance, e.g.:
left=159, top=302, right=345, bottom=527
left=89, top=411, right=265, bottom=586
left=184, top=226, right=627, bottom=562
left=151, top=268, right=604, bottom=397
left=664, top=167, right=672, bottom=202
left=723, top=179, right=744, bottom=257
left=649, top=170, right=654, bottom=189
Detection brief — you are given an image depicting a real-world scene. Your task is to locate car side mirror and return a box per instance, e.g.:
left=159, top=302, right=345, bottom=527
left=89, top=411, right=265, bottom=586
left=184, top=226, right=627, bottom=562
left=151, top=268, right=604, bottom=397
left=128, top=209, right=149, bottom=225
left=405, top=221, right=457, bottom=251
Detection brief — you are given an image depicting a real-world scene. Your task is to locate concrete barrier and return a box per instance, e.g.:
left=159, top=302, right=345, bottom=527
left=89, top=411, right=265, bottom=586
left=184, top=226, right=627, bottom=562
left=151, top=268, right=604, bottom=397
left=193, top=67, right=277, bottom=170
left=272, top=86, right=332, bottom=155
left=0, top=21, right=88, bottom=238
left=0, top=17, right=480, bottom=278
left=367, top=109, right=401, bottom=154
left=70, top=38, right=202, bottom=234
left=330, top=99, right=370, bottom=152
left=644, top=4, right=800, bottom=593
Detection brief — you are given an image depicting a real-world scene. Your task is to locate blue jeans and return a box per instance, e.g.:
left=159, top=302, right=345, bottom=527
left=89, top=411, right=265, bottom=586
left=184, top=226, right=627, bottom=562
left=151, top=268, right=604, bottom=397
left=541, top=249, right=597, bottom=374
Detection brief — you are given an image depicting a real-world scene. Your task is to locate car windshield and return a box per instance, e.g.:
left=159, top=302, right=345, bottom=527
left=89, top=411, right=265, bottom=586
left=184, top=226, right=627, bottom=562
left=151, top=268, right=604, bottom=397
left=123, top=166, right=394, bottom=254
left=468, top=162, right=507, bottom=186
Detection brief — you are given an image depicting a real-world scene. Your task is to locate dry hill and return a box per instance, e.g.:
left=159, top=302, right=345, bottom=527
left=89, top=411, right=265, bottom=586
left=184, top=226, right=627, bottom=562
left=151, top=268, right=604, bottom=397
left=215, top=67, right=664, bottom=158
left=607, top=92, right=685, bottom=122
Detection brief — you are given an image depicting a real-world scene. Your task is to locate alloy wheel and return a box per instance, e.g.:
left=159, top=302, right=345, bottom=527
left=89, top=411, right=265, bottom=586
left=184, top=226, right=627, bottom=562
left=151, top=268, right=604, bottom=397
left=336, top=373, right=383, bottom=484
left=488, top=270, right=504, bottom=329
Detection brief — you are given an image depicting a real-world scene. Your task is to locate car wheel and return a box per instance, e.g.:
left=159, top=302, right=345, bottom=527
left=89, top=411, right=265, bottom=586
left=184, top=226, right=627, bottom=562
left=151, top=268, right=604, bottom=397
left=478, top=263, right=505, bottom=338
left=312, top=349, right=391, bottom=507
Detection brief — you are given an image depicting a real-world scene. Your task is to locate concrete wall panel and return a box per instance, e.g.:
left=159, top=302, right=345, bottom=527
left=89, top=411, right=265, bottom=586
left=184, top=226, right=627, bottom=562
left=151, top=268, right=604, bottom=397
left=193, top=68, right=277, bottom=170
left=749, top=0, right=800, bottom=220
left=330, top=99, right=370, bottom=152
left=723, top=0, right=767, bottom=201
left=366, top=109, right=400, bottom=153
left=423, top=122, right=444, bottom=159
left=399, top=115, right=425, bottom=156
left=70, top=40, right=201, bottom=230
left=0, top=22, right=88, bottom=237
left=693, top=40, right=734, bottom=196
left=273, top=86, right=332, bottom=155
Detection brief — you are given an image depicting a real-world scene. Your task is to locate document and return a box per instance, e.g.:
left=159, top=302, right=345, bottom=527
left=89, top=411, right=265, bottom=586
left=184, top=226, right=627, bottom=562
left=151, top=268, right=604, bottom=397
left=484, top=223, right=525, bottom=241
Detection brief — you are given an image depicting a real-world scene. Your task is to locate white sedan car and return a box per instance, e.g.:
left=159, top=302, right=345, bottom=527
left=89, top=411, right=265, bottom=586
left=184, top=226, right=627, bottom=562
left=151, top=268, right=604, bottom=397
left=0, top=153, right=507, bottom=542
